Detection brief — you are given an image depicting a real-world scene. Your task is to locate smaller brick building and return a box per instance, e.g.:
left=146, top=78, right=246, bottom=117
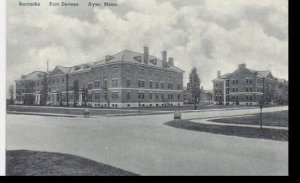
left=212, top=64, right=287, bottom=106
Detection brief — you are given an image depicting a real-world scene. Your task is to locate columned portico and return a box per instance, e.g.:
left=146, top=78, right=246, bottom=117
left=35, top=93, right=41, bottom=105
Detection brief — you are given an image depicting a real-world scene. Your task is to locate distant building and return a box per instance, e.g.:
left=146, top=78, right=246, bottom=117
left=212, top=64, right=288, bottom=106
left=14, top=47, right=185, bottom=108
left=200, top=87, right=213, bottom=103
left=14, top=71, right=47, bottom=105
left=183, top=87, right=192, bottom=104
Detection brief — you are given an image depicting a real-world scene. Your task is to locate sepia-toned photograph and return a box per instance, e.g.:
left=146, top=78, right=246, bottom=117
left=4, top=0, right=288, bottom=176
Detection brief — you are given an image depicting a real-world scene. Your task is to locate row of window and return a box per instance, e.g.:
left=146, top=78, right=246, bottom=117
left=48, top=77, right=65, bottom=85
left=215, top=87, right=263, bottom=94
left=55, top=92, right=181, bottom=101
left=215, top=95, right=258, bottom=101
left=16, top=89, right=39, bottom=93
left=215, top=78, right=265, bottom=87
left=17, top=81, right=44, bottom=87
left=85, top=79, right=181, bottom=90
left=136, top=92, right=181, bottom=100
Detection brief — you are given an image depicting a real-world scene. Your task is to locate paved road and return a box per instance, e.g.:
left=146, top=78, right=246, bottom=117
left=6, top=106, right=288, bottom=175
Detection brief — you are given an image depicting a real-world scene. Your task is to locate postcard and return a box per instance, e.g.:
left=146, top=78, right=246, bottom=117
left=2, top=0, right=288, bottom=176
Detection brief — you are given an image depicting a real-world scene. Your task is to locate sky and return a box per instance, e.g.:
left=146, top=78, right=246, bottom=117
left=6, top=0, right=288, bottom=93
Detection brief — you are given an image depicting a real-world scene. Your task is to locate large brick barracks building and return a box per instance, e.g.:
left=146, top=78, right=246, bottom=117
left=14, top=47, right=185, bottom=108
left=212, top=64, right=288, bottom=106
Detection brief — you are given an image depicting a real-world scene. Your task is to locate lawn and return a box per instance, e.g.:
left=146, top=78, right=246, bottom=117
left=165, top=110, right=288, bottom=141
left=210, top=110, right=288, bottom=127
left=6, top=150, right=138, bottom=176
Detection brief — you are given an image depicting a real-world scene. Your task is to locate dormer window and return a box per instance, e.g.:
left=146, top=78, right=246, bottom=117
left=75, top=66, right=81, bottom=71
left=83, top=65, right=90, bottom=69
left=134, top=56, right=142, bottom=62
left=105, top=55, right=114, bottom=62
left=150, top=59, right=157, bottom=65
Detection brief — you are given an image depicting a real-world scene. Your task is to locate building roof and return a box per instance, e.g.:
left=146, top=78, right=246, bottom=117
left=57, top=66, right=71, bottom=74
left=248, top=69, right=271, bottom=78
left=93, top=50, right=184, bottom=72
left=213, top=66, right=275, bottom=81
left=18, top=71, right=47, bottom=81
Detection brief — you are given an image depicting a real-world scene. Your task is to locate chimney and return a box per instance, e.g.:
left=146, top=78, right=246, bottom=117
left=162, top=51, right=167, bottom=67
left=143, top=46, right=149, bottom=64
left=168, top=57, right=174, bottom=66
left=217, top=71, right=221, bottom=78
left=238, top=64, right=246, bottom=69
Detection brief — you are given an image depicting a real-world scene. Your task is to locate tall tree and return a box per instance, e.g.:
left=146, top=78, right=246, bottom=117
left=73, top=79, right=79, bottom=107
left=189, top=67, right=201, bottom=109
left=8, top=84, right=14, bottom=105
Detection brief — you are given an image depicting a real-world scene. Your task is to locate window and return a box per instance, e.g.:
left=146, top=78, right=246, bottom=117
left=104, top=80, right=108, bottom=88
left=177, top=84, right=181, bottom=90
left=246, top=79, right=248, bottom=83
left=149, top=70, right=153, bottom=76
left=161, top=83, right=164, bottom=89
left=161, top=93, right=164, bottom=100
left=141, top=93, right=145, bottom=99
left=52, top=79, right=55, bottom=84
left=88, top=83, right=93, bottom=90
left=141, top=81, right=145, bottom=87
left=155, top=82, right=158, bottom=89
left=139, top=68, right=145, bottom=75
left=149, top=93, right=153, bottom=100
left=127, top=79, right=130, bottom=87
left=126, top=66, right=131, bottom=74
left=112, top=92, right=118, bottom=99
left=149, top=81, right=152, bottom=89
left=94, top=81, right=100, bottom=88
left=112, top=66, right=119, bottom=73
left=127, top=92, right=130, bottom=99
left=138, top=80, right=145, bottom=88
left=178, top=94, right=181, bottom=100
left=104, top=92, right=108, bottom=99
left=155, top=93, right=159, bottom=100
left=62, top=78, right=65, bottom=83
left=116, top=79, right=118, bottom=87
left=95, top=93, right=100, bottom=100
left=249, top=79, right=252, bottom=84
left=56, top=78, right=60, bottom=83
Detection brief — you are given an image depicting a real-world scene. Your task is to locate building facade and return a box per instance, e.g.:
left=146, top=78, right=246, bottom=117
left=14, top=47, right=185, bottom=108
left=212, top=64, right=288, bottom=106
left=14, top=71, right=48, bottom=105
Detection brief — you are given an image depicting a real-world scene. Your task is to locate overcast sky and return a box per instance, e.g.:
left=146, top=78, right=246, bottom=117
left=6, top=0, right=288, bottom=92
